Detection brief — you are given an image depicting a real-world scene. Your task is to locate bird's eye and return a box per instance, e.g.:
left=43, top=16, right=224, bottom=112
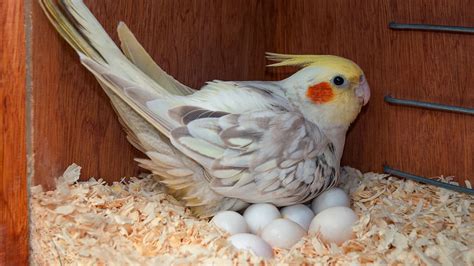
left=332, top=76, right=345, bottom=86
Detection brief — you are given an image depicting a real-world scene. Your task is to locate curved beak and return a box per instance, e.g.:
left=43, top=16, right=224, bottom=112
left=355, top=76, right=370, bottom=106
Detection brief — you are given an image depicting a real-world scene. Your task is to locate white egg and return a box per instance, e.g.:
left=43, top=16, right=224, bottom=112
left=311, top=187, right=350, bottom=214
left=261, top=218, right=306, bottom=249
left=243, top=203, right=281, bottom=235
left=280, top=204, right=314, bottom=231
left=308, top=206, right=357, bottom=245
left=228, top=233, right=273, bottom=258
left=211, top=211, right=249, bottom=235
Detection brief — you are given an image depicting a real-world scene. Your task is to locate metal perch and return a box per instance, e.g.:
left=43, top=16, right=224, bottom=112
left=389, top=22, right=474, bottom=34
left=384, top=95, right=474, bottom=115
left=383, top=165, right=474, bottom=195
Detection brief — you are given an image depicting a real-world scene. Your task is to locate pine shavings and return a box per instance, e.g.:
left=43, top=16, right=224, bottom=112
left=30, top=166, right=474, bottom=265
left=54, top=205, right=75, bottom=215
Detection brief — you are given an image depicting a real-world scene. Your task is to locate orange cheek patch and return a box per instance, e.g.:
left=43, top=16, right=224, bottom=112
left=306, top=82, right=334, bottom=104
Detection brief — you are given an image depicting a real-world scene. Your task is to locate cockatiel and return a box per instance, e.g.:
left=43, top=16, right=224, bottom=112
left=40, top=0, right=370, bottom=217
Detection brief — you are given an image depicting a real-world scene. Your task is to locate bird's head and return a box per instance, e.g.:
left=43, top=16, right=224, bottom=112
left=268, top=53, right=370, bottom=130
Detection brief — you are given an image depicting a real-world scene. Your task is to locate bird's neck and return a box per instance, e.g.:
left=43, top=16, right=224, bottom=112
left=320, top=125, right=349, bottom=161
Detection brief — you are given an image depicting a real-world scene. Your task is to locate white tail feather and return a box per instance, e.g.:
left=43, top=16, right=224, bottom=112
left=78, top=53, right=173, bottom=136
left=62, top=0, right=172, bottom=96
left=117, top=22, right=195, bottom=96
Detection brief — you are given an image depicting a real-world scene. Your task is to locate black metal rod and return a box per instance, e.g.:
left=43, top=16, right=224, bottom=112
left=389, top=21, right=474, bottom=34
left=384, top=95, right=474, bottom=115
left=383, top=165, right=474, bottom=195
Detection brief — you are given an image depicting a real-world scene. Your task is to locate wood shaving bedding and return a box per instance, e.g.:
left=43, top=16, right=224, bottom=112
left=30, top=164, right=474, bottom=265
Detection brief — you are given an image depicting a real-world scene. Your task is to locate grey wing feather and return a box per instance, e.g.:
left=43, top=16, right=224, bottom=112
left=170, top=107, right=340, bottom=206
left=108, top=91, right=248, bottom=217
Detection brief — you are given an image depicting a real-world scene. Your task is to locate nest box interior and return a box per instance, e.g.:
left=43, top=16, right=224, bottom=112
left=0, top=0, right=472, bottom=264
left=31, top=0, right=473, bottom=188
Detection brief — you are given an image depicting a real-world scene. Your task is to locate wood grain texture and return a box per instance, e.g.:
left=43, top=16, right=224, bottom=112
left=32, top=0, right=277, bottom=187
left=0, top=225, right=5, bottom=264
left=0, top=0, right=28, bottom=265
left=32, top=0, right=473, bottom=188
left=342, top=0, right=474, bottom=181
left=268, top=0, right=473, bottom=181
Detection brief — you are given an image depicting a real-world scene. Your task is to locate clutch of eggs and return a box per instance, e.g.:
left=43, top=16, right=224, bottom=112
left=210, top=187, right=357, bottom=258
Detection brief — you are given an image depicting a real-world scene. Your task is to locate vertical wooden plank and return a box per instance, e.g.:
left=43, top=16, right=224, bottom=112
left=32, top=0, right=276, bottom=187
left=271, top=0, right=395, bottom=176
left=381, top=0, right=474, bottom=181
left=0, top=0, right=28, bottom=265
left=0, top=225, right=5, bottom=264
left=272, top=0, right=473, bottom=182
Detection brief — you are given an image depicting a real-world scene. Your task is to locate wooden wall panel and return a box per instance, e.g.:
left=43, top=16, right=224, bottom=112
left=0, top=0, right=28, bottom=265
left=32, top=0, right=473, bottom=189
left=341, top=0, right=474, bottom=180
left=270, top=0, right=473, bottom=181
left=32, top=0, right=277, bottom=187
left=268, top=0, right=473, bottom=181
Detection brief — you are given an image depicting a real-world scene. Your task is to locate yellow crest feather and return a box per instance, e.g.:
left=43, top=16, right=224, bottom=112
left=265, top=52, right=328, bottom=67
left=265, top=52, right=363, bottom=75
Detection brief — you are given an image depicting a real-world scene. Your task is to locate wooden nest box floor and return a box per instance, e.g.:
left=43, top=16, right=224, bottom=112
left=30, top=165, right=473, bottom=265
